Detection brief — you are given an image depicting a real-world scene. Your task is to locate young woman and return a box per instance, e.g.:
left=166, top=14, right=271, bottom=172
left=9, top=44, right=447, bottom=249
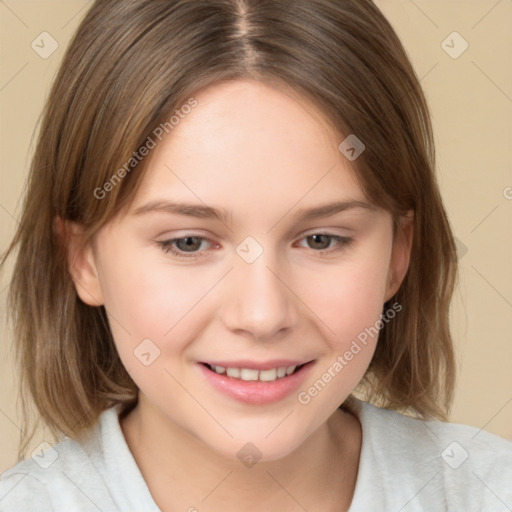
left=1, top=1, right=511, bottom=510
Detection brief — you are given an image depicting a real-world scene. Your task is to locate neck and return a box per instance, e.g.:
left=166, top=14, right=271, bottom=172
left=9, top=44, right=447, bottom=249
left=120, top=395, right=361, bottom=512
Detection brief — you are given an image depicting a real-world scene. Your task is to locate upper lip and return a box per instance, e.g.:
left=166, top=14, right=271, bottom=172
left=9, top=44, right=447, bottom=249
left=201, top=360, right=312, bottom=370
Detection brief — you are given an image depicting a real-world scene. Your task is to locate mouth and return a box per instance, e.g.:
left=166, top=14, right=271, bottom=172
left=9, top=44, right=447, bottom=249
left=198, top=360, right=315, bottom=405
left=201, top=362, right=306, bottom=382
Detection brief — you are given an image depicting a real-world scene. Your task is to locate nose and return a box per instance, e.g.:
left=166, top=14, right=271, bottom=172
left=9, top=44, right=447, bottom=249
left=221, top=253, right=299, bottom=340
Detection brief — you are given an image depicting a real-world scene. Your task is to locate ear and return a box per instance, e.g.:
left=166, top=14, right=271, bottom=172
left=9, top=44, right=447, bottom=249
left=53, top=216, right=104, bottom=306
left=384, top=211, right=414, bottom=302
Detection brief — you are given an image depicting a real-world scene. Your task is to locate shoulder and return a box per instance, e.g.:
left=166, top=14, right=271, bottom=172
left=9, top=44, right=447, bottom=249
left=349, top=399, right=512, bottom=511
left=0, top=438, right=112, bottom=511
left=0, top=407, right=126, bottom=512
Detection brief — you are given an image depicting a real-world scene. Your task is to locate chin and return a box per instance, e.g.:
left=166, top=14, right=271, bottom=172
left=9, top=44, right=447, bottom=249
left=196, top=415, right=314, bottom=466
left=210, top=436, right=303, bottom=466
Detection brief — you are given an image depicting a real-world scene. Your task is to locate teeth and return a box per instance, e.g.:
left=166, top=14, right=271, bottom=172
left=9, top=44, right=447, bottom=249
left=259, top=368, right=277, bottom=381
left=210, top=364, right=300, bottom=381
left=286, top=365, right=297, bottom=375
left=240, top=368, right=259, bottom=381
left=226, top=367, right=240, bottom=378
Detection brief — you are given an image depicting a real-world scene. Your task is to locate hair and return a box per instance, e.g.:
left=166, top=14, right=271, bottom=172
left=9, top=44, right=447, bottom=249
left=1, top=0, right=457, bottom=458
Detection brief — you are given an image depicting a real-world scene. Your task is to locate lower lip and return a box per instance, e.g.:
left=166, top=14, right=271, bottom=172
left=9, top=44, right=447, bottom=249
left=198, top=362, right=315, bottom=405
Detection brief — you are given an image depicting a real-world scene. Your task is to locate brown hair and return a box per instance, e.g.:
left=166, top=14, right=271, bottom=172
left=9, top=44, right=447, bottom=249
left=1, top=0, right=457, bottom=458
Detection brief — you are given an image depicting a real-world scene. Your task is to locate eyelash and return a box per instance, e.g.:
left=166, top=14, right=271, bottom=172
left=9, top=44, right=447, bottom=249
left=156, top=233, right=353, bottom=259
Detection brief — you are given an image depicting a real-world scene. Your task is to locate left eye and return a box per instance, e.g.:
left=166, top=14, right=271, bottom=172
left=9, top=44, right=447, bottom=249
left=297, top=234, right=352, bottom=251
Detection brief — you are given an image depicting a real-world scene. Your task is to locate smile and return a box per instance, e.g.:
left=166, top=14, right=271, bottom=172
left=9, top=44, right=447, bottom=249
left=198, top=360, right=315, bottom=404
left=205, top=363, right=303, bottom=382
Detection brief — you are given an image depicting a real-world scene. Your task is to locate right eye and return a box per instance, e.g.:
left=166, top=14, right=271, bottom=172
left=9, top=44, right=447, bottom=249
left=157, top=236, right=215, bottom=258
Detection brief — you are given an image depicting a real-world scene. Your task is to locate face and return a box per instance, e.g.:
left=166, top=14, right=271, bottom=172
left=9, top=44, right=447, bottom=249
left=70, top=79, right=412, bottom=462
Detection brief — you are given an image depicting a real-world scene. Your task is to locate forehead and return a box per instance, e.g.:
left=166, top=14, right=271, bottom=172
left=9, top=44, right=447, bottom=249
left=129, top=79, right=368, bottom=223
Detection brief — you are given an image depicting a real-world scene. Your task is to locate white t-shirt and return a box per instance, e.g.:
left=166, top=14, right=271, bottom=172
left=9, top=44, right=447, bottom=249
left=1, top=399, right=511, bottom=511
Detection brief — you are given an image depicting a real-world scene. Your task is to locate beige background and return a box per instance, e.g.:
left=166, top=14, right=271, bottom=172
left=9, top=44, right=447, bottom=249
left=0, top=1, right=511, bottom=472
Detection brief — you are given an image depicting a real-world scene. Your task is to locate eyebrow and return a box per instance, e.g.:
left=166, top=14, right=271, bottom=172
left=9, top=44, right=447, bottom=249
left=294, top=200, right=378, bottom=220
left=133, top=200, right=232, bottom=224
left=132, top=199, right=377, bottom=225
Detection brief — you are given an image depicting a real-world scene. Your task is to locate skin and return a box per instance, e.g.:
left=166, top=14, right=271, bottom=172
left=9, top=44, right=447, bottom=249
left=68, top=79, right=413, bottom=511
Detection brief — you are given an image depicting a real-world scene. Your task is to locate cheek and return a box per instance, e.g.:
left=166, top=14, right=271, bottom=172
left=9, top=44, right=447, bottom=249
left=295, top=242, right=392, bottom=402
left=295, top=258, right=391, bottom=417
left=97, top=247, right=222, bottom=372
left=302, top=249, right=391, bottom=345
left=101, top=240, right=211, bottom=325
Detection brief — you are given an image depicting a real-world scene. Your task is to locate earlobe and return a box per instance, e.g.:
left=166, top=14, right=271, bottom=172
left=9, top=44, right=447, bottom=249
left=384, top=212, right=414, bottom=302
left=54, top=217, right=104, bottom=306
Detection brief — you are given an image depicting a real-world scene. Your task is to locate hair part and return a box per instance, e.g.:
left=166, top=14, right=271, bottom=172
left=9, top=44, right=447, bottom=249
left=2, top=0, right=457, bottom=458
